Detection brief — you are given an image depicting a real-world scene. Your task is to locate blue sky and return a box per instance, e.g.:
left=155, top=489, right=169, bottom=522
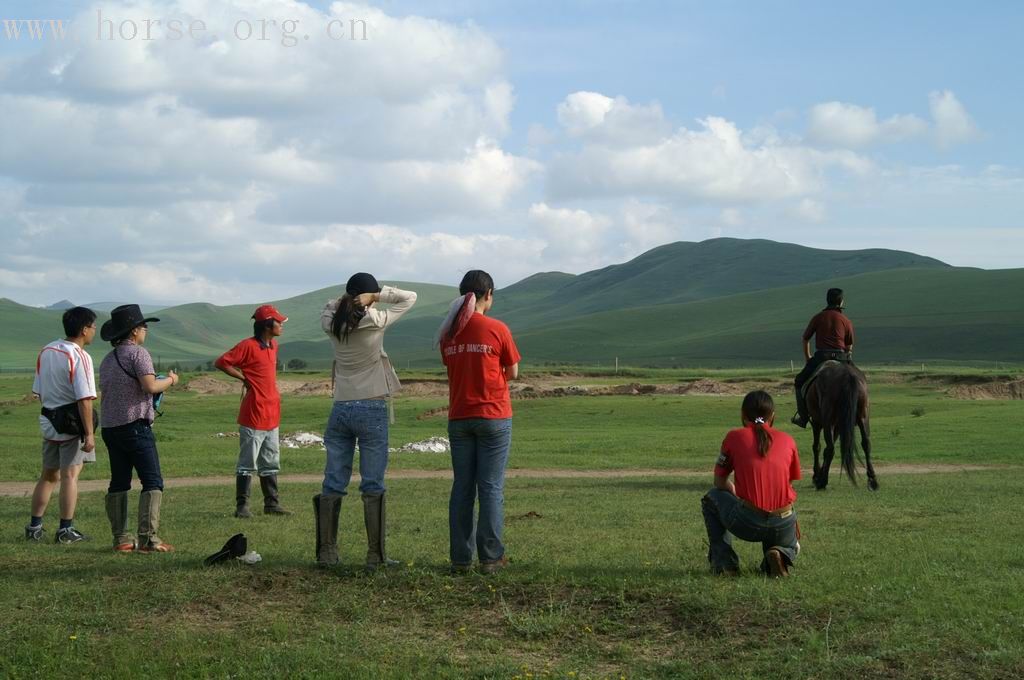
left=0, top=1, right=1021, bottom=305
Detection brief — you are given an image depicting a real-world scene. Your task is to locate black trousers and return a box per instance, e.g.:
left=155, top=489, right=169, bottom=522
left=794, top=350, right=853, bottom=390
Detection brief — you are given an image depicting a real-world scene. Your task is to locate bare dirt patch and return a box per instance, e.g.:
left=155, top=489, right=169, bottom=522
left=0, top=393, right=37, bottom=407
left=946, top=378, right=1024, bottom=400
left=185, top=374, right=244, bottom=395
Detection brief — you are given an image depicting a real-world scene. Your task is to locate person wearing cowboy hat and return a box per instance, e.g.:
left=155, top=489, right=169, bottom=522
left=98, top=304, right=179, bottom=553
left=215, top=304, right=291, bottom=517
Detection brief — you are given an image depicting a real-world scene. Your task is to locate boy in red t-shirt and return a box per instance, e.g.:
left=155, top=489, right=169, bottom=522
left=701, top=391, right=801, bottom=577
left=215, top=305, right=291, bottom=517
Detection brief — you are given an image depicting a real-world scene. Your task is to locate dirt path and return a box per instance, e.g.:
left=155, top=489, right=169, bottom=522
left=0, top=464, right=1008, bottom=498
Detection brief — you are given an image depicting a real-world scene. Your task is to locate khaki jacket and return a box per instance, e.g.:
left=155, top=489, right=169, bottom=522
left=321, top=286, right=417, bottom=402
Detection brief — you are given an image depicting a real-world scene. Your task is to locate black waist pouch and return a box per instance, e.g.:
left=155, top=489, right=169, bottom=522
left=41, top=403, right=99, bottom=437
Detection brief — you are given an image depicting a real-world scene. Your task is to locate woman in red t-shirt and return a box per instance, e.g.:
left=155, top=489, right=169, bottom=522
left=701, top=390, right=801, bottom=577
left=438, top=270, right=521, bottom=574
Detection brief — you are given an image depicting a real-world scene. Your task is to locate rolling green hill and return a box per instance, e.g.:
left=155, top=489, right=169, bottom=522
left=493, top=238, right=950, bottom=328
left=1, top=239, right=1020, bottom=369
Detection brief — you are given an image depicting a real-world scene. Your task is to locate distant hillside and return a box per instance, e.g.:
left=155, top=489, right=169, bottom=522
left=494, top=238, right=950, bottom=328
left=1, top=239, right=1019, bottom=369
left=0, top=281, right=458, bottom=368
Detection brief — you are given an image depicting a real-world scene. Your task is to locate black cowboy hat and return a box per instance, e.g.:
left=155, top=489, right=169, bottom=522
left=203, top=533, right=248, bottom=567
left=100, top=304, right=160, bottom=342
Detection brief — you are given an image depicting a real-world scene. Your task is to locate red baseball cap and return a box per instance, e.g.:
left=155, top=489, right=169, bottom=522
left=252, top=304, right=287, bottom=323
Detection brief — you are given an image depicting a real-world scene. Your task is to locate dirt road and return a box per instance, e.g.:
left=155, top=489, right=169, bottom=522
left=0, top=464, right=1007, bottom=497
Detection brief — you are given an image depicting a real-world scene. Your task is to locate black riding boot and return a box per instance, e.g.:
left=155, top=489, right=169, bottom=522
left=235, top=475, right=252, bottom=518
left=260, top=475, right=292, bottom=515
left=791, top=386, right=809, bottom=428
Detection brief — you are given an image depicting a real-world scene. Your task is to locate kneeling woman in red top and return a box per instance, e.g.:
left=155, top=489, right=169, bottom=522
left=702, top=390, right=801, bottom=577
left=438, top=270, right=521, bottom=574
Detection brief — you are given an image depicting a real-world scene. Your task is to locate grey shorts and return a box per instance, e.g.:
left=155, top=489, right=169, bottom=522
left=42, top=438, right=95, bottom=469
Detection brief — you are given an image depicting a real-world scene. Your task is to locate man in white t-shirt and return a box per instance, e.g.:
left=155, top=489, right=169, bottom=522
left=27, top=307, right=98, bottom=544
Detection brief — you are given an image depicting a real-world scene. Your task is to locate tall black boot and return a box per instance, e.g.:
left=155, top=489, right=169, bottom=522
left=313, top=494, right=342, bottom=566
left=363, top=493, right=401, bottom=572
left=260, top=474, right=292, bottom=515
left=791, top=386, right=809, bottom=428
left=235, top=475, right=252, bottom=518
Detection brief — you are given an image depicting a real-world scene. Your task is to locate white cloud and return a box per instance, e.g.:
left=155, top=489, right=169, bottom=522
left=549, top=112, right=871, bottom=204
left=719, top=208, right=744, bottom=227
left=528, top=202, right=612, bottom=265
left=791, top=198, right=826, bottom=223
left=807, top=92, right=979, bottom=150
left=807, top=101, right=928, bottom=147
left=929, top=90, right=980, bottom=149
left=247, top=222, right=546, bottom=288
left=557, top=91, right=615, bottom=135
left=556, top=91, right=671, bottom=146
left=620, top=201, right=680, bottom=253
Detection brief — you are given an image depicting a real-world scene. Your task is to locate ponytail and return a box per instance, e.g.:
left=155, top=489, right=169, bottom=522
left=330, top=295, right=368, bottom=343
left=445, top=269, right=495, bottom=342
left=741, top=390, right=775, bottom=457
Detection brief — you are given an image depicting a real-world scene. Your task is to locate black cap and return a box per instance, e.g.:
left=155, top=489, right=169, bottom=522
left=346, top=272, right=381, bottom=296
left=100, top=304, right=160, bottom=342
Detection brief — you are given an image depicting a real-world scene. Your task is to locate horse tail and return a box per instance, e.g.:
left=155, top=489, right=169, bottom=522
left=837, top=368, right=862, bottom=483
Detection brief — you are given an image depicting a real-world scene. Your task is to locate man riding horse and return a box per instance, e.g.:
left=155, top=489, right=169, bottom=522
left=791, top=288, right=854, bottom=428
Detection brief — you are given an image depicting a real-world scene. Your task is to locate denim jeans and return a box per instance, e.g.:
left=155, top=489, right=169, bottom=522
left=237, top=426, right=281, bottom=477
left=448, top=417, right=512, bottom=565
left=102, top=419, right=164, bottom=493
left=322, top=400, right=389, bottom=496
left=701, top=488, right=798, bottom=573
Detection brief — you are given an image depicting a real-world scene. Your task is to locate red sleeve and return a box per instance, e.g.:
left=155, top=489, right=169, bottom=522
left=216, top=341, right=249, bottom=370
left=802, top=313, right=818, bottom=342
left=789, top=441, right=802, bottom=481
left=714, top=433, right=734, bottom=477
left=845, top=319, right=855, bottom=348
left=499, top=324, right=521, bottom=367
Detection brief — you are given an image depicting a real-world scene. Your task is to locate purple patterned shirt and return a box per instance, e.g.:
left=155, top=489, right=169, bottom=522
left=99, top=343, right=156, bottom=428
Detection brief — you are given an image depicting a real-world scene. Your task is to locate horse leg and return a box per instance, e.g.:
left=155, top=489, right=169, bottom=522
left=821, top=426, right=837, bottom=490
left=860, top=418, right=878, bottom=491
left=812, top=424, right=824, bottom=489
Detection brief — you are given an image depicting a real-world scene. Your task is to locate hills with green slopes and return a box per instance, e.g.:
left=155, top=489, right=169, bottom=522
left=1, top=239, right=1021, bottom=369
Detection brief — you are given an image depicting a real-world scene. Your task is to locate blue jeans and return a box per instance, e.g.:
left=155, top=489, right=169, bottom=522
left=102, top=420, right=164, bottom=493
left=448, top=418, right=512, bottom=565
left=701, top=488, right=799, bottom=573
left=322, top=400, right=389, bottom=496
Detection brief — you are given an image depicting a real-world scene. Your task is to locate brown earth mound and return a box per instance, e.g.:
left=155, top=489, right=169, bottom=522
left=184, top=375, right=241, bottom=395
left=417, top=406, right=449, bottom=420
left=187, top=375, right=335, bottom=396
left=291, top=381, right=332, bottom=396
left=947, top=379, right=1024, bottom=400
left=678, top=379, right=745, bottom=396
left=0, top=393, right=37, bottom=407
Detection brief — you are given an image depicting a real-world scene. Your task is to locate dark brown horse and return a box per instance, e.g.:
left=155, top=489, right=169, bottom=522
left=805, top=361, right=878, bottom=491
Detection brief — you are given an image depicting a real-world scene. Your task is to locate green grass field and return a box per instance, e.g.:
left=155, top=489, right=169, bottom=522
left=1, top=369, right=1022, bottom=678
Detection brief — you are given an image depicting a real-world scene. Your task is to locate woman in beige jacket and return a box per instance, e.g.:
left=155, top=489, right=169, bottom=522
left=313, top=272, right=417, bottom=570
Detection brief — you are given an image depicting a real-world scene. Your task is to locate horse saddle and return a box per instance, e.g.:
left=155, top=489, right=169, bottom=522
left=800, top=360, right=842, bottom=400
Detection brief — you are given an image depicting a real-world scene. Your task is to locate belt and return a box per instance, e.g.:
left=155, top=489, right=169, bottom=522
left=740, top=498, right=794, bottom=518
